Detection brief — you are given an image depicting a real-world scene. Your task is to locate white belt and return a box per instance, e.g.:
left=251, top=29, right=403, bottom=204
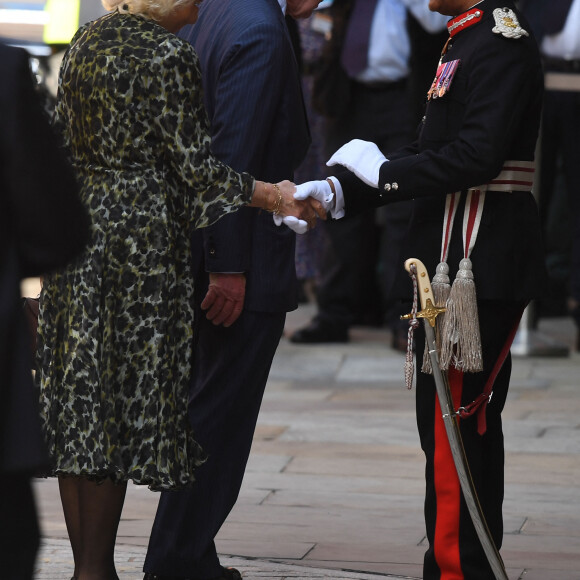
left=475, top=160, right=535, bottom=193
left=439, top=160, right=536, bottom=272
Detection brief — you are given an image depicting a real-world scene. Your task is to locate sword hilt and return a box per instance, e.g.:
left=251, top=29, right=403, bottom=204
left=401, top=258, right=446, bottom=328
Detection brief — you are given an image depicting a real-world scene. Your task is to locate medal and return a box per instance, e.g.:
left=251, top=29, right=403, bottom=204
left=428, top=59, right=461, bottom=100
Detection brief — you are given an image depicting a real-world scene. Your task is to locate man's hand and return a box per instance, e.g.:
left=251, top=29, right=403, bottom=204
left=326, top=139, right=387, bottom=188
left=293, top=179, right=335, bottom=211
left=201, top=273, right=246, bottom=327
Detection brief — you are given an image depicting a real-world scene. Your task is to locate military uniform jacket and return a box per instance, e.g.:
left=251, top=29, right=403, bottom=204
left=339, top=0, right=546, bottom=301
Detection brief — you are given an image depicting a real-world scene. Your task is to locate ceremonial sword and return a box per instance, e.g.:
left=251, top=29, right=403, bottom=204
left=402, top=258, right=509, bottom=580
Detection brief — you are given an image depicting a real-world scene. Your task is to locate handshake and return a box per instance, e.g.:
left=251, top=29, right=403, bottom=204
left=268, top=139, right=387, bottom=234
left=267, top=179, right=336, bottom=234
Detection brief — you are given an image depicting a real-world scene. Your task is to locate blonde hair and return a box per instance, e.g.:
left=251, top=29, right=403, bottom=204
left=101, top=0, right=194, bottom=21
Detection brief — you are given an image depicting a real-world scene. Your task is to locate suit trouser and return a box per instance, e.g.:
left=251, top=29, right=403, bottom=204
left=144, top=295, right=285, bottom=578
left=316, top=81, right=414, bottom=331
left=415, top=300, right=524, bottom=580
left=538, top=85, right=580, bottom=302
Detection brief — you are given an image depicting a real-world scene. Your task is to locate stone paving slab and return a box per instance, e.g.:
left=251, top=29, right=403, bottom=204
left=31, top=305, right=580, bottom=580
left=35, top=539, right=409, bottom=579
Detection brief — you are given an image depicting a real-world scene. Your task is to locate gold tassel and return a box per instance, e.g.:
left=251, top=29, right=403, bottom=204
left=439, top=258, right=483, bottom=372
left=422, top=262, right=450, bottom=373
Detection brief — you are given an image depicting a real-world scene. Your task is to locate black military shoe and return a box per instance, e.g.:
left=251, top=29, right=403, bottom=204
left=143, top=567, right=241, bottom=580
left=218, top=569, right=242, bottom=580
left=289, top=319, right=349, bottom=343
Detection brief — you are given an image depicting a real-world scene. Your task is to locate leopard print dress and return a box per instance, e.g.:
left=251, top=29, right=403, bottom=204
left=36, top=11, right=255, bottom=490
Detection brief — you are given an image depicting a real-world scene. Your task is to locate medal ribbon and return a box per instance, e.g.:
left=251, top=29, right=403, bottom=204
left=428, top=60, right=461, bottom=100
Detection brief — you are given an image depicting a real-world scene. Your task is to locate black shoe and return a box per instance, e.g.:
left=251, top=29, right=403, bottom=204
left=289, top=319, right=349, bottom=343
left=143, top=567, right=241, bottom=580
left=217, top=568, right=242, bottom=580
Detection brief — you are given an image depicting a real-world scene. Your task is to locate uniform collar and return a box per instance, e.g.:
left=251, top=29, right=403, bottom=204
left=447, top=2, right=485, bottom=37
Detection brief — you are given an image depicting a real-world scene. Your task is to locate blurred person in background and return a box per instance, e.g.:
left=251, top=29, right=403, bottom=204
left=291, top=10, right=332, bottom=302
left=290, top=0, right=447, bottom=346
left=34, top=1, right=321, bottom=579
left=519, top=0, right=580, bottom=344
left=0, top=40, right=89, bottom=580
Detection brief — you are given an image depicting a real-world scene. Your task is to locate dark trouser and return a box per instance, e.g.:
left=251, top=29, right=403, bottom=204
left=144, top=298, right=285, bottom=578
left=316, top=211, right=383, bottom=329
left=416, top=300, right=524, bottom=579
left=0, top=474, right=40, bottom=579
left=537, top=85, right=580, bottom=306
left=316, top=80, right=415, bottom=331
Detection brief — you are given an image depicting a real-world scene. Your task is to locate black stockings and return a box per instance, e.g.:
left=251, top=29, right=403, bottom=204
left=58, top=476, right=127, bottom=580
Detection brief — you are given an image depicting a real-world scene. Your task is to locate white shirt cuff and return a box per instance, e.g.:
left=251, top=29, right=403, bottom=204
left=328, top=176, right=345, bottom=219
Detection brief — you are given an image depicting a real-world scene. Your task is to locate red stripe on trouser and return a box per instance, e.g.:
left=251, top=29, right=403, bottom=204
left=433, top=366, right=464, bottom=579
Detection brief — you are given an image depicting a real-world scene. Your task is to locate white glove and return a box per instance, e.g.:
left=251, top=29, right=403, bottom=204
left=326, top=139, right=387, bottom=188
left=273, top=215, right=309, bottom=234
left=293, top=180, right=334, bottom=211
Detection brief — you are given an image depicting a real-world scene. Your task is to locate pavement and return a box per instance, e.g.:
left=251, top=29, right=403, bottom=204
left=31, top=302, right=580, bottom=580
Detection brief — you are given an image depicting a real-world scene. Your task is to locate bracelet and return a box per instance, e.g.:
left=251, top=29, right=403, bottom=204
left=270, top=183, right=283, bottom=215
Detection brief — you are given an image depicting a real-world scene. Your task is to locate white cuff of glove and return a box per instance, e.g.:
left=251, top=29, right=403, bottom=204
left=272, top=214, right=309, bottom=234
left=326, top=176, right=345, bottom=219
left=326, top=138, right=387, bottom=188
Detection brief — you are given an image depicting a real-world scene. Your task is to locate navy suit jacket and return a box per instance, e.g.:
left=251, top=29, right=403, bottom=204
left=0, top=43, right=89, bottom=474
left=179, top=0, right=311, bottom=312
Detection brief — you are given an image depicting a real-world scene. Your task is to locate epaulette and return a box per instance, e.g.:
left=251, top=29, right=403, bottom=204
left=491, top=7, right=529, bottom=39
